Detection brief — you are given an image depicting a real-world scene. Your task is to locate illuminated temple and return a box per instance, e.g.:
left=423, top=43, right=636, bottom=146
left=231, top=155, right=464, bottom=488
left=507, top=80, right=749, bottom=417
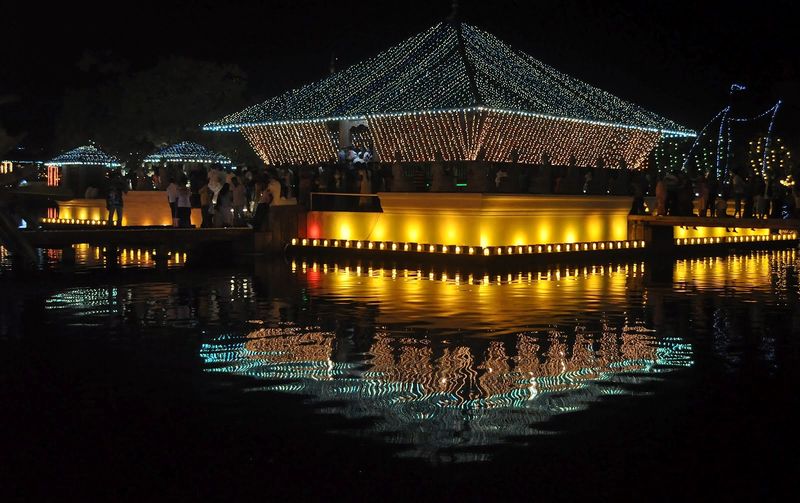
left=205, top=21, right=694, bottom=167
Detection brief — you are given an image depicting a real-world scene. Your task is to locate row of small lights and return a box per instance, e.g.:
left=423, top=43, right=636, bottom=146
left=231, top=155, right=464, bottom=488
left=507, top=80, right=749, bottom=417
left=290, top=238, right=646, bottom=255
left=142, top=157, right=232, bottom=164
left=94, top=248, right=188, bottom=264
left=42, top=217, right=107, bottom=226
left=675, top=233, right=797, bottom=246
left=291, top=261, right=645, bottom=282
left=209, top=106, right=695, bottom=137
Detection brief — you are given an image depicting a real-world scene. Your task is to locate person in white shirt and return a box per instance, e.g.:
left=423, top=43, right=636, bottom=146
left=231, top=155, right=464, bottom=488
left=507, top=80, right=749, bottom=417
left=252, top=180, right=274, bottom=231
left=166, top=177, right=179, bottom=227
left=268, top=176, right=282, bottom=205
left=214, top=183, right=234, bottom=227
left=207, top=165, right=223, bottom=202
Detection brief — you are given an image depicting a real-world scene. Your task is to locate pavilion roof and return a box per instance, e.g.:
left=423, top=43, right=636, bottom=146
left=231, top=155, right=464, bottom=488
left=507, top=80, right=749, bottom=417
left=143, top=141, right=231, bottom=164
left=205, top=21, right=694, bottom=136
left=47, top=144, right=121, bottom=167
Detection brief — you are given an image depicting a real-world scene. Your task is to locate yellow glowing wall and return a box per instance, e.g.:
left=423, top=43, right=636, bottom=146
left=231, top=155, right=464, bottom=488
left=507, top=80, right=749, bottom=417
left=307, top=193, right=631, bottom=247
left=674, top=226, right=771, bottom=240
left=57, top=192, right=201, bottom=227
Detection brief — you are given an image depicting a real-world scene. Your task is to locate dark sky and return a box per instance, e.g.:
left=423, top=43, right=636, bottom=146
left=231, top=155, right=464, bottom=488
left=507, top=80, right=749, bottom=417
left=3, top=0, right=798, bottom=152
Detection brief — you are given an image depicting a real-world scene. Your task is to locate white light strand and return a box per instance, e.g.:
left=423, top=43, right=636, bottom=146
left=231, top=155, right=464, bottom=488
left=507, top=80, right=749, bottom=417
left=205, top=22, right=693, bottom=138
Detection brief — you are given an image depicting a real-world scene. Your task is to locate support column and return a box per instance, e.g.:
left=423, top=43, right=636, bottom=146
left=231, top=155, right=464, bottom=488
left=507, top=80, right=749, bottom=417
left=103, top=246, right=119, bottom=268
left=61, top=246, right=76, bottom=265
left=154, top=245, right=169, bottom=271
left=649, top=225, right=675, bottom=253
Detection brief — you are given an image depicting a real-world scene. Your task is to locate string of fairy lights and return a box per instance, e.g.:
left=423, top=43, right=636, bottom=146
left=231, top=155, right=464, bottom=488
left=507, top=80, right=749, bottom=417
left=682, top=101, right=783, bottom=180
left=243, top=122, right=337, bottom=165
left=205, top=21, right=693, bottom=167
left=243, top=108, right=663, bottom=167
left=46, top=144, right=121, bottom=167
left=143, top=141, right=232, bottom=164
left=460, top=23, right=689, bottom=134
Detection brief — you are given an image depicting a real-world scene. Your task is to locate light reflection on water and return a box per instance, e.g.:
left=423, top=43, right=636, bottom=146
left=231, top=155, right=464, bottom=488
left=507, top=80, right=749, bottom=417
left=201, top=323, right=691, bottom=462
left=0, top=244, right=188, bottom=272
left=201, top=259, right=696, bottom=462
left=27, top=248, right=799, bottom=462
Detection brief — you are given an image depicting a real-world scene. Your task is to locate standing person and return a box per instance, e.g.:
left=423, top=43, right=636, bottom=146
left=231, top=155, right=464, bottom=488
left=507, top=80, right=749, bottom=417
left=705, top=175, right=718, bottom=217
left=166, top=177, right=179, bottom=227
left=199, top=182, right=212, bottom=228
left=743, top=176, right=755, bottom=218
left=792, top=183, right=800, bottom=219
left=715, top=196, right=729, bottom=218
left=176, top=183, right=193, bottom=228
left=358, top=165, right=371, bottom=207
left=663, top=171, right=680, bottom=215
left=732, top=172, right=745, bottom=218
left=106, top=187, right=123, bottom=226
left=629, top=176, right=645, bottom=215
left=697, top=175, right=710, bottom=217
left=231, top=176, right=247, bottom=225
left=655, top=176, right=667, bottom=216
left=494, top=166, right=509, bottom=191
left=208, top=164, right=223, bottom=188
left=244, top=168, right=255, bottom=212
left=769, top=177, right=783, bottom=219
left=676, top=175, right=694, bottom=216
left=582, top=169, right=593, bottom=194
left=267, top=173, right=282, bottom=205
left=283, top=167, right=294, bottom=199
left=754, top=191, right=766, bottom=219
left=252, top=181, right=274, bottom=231
left=215, top=183, right=233, bottom=227
left=298, top=165, right=313, bottom=208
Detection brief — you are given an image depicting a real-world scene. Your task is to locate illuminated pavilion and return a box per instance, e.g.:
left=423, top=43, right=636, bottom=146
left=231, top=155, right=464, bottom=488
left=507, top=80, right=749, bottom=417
left=205, top=21, right=694, bottom=168
left=46, top=143, right=121, bottom=196
left=143, top=141, right=231, bottom=165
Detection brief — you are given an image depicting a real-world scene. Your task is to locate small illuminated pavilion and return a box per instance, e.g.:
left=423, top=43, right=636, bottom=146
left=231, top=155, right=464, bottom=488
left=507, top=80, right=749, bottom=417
left=143, top=141, right=231, bottom=165
left=46, top=144, right=121, bottom=196
left=205, top=21, right=694, bottom=168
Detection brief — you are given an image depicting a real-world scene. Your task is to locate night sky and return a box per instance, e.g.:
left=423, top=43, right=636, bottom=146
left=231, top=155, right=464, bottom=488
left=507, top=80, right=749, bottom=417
left=3, top=0, right=798, bottom=154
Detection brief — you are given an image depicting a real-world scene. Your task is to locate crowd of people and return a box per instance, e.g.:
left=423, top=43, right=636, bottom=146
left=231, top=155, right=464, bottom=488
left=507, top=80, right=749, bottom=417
left=651, top=169, right=800, bottom=219
left=161, top=164, right=285, bottom=229
left=94, top=151, right=800, bottom=227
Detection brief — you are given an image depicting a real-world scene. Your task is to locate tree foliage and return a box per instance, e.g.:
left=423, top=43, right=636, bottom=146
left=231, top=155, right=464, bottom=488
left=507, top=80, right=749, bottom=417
left=54, top=56, right=252, bottom=164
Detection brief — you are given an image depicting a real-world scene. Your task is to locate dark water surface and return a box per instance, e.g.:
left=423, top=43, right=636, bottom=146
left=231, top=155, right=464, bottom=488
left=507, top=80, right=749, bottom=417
left=1, top=248, right=798, bottom=500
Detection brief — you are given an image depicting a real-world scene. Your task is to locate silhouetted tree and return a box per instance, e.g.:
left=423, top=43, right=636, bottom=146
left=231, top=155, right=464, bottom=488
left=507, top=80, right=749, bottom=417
left=55, top=57, right=252, bottom=165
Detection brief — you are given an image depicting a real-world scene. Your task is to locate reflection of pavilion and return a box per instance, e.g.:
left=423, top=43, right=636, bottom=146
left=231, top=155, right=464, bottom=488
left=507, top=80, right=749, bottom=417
left=205, top=21, right=693, bottom=168
left=201, top=321, right=691, bottom=461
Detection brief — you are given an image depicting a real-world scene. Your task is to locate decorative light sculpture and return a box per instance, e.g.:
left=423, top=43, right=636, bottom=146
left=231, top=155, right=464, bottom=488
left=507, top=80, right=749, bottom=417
left=47, top=144, right=121, bottom=168
left=143, top=141, right=232, bottom=165
left=205, top=22, right=693, bottom=167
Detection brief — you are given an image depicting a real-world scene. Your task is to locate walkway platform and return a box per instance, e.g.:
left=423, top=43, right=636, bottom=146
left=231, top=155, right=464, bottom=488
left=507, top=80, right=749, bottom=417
left=628, top=215, right=800, bottom=231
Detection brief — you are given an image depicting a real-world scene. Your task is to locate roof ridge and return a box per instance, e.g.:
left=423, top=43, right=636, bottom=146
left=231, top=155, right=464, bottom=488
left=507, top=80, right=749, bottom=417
left=452, top=21, right=482, bottom=107
left=204, top=21, right=692, bottom=135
